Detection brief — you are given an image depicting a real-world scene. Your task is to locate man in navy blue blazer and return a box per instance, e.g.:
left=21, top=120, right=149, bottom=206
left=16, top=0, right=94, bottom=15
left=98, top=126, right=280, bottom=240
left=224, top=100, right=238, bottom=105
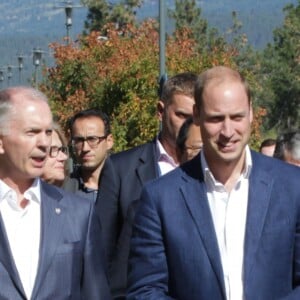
left=96, top=72, right=198, bottom=299
left=128, top=66, right=300, bottom=299
left=0, top=87, right=111, bottom=300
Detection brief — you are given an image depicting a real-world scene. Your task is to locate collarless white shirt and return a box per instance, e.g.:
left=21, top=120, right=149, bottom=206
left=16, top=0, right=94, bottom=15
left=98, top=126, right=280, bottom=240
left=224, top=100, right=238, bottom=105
left=0, top=178, right=41, bottom=299
left=156, top=137, right=178, bottom=176
left=201, top=146, right=252, bottom=300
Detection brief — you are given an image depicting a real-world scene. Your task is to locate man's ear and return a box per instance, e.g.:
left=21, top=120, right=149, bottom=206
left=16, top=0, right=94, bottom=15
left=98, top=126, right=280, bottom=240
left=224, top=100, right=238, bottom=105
left=105, top=134, right=114, bottom=151
left=0, top=138, right=4, bottom=154
left=157, top=101, right=164, bottom=122
left=249, top=102, right=253, bottom=124
left=193, top=104, right=201, bottom=126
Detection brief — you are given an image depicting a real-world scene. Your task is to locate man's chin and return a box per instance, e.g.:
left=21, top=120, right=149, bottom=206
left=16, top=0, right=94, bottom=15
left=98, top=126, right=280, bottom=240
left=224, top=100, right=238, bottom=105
left=30, top=170, right=44, bottom=178
left=81, top=163, right=97, bottom=170
left=217, top=149, right=245, bottom=164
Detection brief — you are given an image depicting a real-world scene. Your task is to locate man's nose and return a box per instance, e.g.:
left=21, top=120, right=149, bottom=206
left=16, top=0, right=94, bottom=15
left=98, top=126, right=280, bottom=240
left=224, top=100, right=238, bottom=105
left=221, top=119, right=234, bottom=138
left=38, top=133, right=52, bottom=150
left=82, top=139, right=92, bottom=151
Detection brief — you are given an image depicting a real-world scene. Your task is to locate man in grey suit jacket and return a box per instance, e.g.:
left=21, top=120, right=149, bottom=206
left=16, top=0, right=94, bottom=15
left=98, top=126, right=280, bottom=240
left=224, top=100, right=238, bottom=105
left=0, top=86, right=111, bottom=299
left=96, top=72, right=198, bottom=299
left=128, top=66, right=300, bottom=299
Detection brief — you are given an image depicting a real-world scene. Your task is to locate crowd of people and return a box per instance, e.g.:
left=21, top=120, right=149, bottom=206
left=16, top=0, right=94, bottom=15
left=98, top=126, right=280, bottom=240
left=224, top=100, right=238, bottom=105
left=0, top=66, right=299, bottom=300
left=260, top=132, right=300, bottom=166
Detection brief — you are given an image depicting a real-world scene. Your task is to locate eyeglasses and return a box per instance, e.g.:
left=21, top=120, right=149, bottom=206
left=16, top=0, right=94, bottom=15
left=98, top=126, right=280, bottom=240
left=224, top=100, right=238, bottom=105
left=184, top=145, right=202, bottom=154
left=71, top=135, right=107, bottom=149
left=49, top=146, right=69, bottom=158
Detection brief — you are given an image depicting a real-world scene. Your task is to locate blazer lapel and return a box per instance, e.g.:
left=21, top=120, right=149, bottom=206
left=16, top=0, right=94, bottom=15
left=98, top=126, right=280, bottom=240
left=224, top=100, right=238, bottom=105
left=31, top=182, right=66, bottom=299
left=180, top=156, right=226, bottom=298
left=243, top=154, right=273, bottom=285
left=0, top=215, right=26, bottom=297
left=135, top=141, right=159, bottom=184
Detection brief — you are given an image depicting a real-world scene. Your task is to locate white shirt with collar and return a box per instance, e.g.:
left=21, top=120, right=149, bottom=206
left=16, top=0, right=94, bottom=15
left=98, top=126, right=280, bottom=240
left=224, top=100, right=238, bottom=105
left=0, top=178, right=41, bottom=299
left=201, top=146, right=252, bottom=300
left=156, top=137, right=178, bottom=176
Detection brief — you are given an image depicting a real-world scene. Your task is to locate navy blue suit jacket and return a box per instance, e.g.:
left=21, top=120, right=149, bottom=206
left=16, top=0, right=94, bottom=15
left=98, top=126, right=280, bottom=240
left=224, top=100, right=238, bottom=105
left=96, top=140, right=159, bottom=298
left=0, top=180, right=111, bottom=300
left=128, top=151, right=300, bottom=300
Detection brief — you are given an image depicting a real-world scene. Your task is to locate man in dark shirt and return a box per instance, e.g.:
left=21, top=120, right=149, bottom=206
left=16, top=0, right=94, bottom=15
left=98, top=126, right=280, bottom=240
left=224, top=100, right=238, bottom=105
left=63, top=108, right=113, bottom=202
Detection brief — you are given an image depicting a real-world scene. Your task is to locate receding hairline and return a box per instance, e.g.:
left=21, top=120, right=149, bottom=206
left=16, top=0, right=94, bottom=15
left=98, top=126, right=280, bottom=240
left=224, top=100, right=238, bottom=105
left=195, top=66, right=251, bottom=107
left=3, top=86, right=49, bottom=104
left=0, top=86, right=51, bottom=135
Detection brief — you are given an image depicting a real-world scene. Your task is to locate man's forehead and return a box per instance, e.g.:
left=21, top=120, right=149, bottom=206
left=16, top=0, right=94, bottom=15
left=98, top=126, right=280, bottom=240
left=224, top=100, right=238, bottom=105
left=202, top=79, right=250, bottom=104
left=205, top=77, right=244, bottom=90
left=10, top=100, right=52, bottom=123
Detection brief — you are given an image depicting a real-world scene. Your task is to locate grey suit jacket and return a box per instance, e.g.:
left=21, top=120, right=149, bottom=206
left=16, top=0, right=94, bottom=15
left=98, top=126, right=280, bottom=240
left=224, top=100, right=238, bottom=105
left=0, top=180, right=111, bottom=300
left=128, top=151, right=300, bottom=300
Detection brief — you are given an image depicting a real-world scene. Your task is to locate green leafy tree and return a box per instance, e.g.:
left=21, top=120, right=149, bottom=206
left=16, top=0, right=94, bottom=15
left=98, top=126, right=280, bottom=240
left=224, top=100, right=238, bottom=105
left=168, top=0, right=226, bottom=51
left=260, top=0, right=300, bottom=131
left=226, top=11, right=262, bottom=109
left=41, top=20, right=256, bottom=151
left=168, top=0, right=207, bottom=39
left=81, top=0, right=143, bottom=34
left=82, top=0, right=110, bottom=33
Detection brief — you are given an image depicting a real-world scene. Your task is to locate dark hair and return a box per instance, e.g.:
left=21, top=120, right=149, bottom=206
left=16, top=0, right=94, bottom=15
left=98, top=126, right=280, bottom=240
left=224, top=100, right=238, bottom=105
left=176, top=117, right=194, bottom=154
left=160, top=72, right=198, bottom=105
left=68, top=108, right=111, bottom=136
left=194, top=66, right=251, bottom=109
left=259, top=138, right=276, bottom=152
left=274, top=131, right=300, bottom=161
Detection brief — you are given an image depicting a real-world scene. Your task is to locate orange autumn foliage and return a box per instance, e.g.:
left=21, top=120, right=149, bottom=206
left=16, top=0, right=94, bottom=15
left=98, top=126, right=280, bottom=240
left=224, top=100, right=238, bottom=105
left=41, top=20, right=265, bottom=151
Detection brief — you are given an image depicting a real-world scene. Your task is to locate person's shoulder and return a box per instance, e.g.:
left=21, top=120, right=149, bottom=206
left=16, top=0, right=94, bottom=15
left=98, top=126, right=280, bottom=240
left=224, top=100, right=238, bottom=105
left=40, top=180, right=93, bottom=209
left=110, top=140, right=155, bottom=163
left=144, top=165, right=185, bottom=192
left=62, top=176, right=79, bottom=193
left=251, top=150, right=300, bottom=180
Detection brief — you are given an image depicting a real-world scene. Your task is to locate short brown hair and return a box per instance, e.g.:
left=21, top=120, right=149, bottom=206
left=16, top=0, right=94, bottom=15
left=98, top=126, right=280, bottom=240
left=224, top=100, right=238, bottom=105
left=160, top=72, right=198, bottom=105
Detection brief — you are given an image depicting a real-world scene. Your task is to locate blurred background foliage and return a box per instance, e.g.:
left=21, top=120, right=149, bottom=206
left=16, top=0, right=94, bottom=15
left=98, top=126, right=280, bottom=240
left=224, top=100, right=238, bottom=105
left=40, top=0, right=300, bottom=152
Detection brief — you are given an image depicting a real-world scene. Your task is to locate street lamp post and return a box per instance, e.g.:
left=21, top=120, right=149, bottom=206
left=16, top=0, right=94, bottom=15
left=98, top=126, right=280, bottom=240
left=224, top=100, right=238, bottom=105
left=65, top=1, right=73, bottom=43
left=55, top=1, right=82, bottom=45
left=33, top=48, right=43, bottom=88
left=7, top=65, right=13, bottom=87
left=159, top=0, right=166, bottom=81
left=17, top=54, right=24, bottom=84
left=0, top=69, right=4, bottom=88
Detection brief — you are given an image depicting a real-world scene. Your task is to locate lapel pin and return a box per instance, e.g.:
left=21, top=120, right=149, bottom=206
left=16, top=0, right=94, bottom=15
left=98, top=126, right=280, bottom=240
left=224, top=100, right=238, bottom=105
left=55, top=208, right=61, bottom=215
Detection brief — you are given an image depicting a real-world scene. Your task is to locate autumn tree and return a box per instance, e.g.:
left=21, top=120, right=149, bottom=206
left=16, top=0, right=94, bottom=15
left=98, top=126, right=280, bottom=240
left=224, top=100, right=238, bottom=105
left=168, top=0, right=207, bottom=39
left=260, top=0, right=300, bottom=132
left=168, top=0, right=226, bottom=51
left=167, top=3, right=264, bottom=148
left=81, top=0, right=143, bottom=34
left=41, top=19, right=264, bottom=152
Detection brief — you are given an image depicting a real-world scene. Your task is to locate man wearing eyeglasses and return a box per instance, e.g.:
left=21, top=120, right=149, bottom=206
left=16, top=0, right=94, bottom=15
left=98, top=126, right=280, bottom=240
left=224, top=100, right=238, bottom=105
left=64, top=108, right=114, bottom=203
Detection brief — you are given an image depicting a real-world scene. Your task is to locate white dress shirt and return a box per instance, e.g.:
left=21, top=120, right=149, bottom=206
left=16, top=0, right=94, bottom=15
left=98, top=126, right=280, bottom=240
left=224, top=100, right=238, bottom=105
left=0, top=178, right=41, bottom=299
left=201, top=146, right=252, bottom=300
left=156, top=138, right=178, bottom=176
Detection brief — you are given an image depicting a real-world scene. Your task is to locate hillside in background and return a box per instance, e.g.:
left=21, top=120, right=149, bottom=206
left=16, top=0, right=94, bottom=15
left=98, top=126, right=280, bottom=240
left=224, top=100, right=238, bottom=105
left=140, top=0, right=298, bottom=48
left=0, top=0, right=298, bottom=87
